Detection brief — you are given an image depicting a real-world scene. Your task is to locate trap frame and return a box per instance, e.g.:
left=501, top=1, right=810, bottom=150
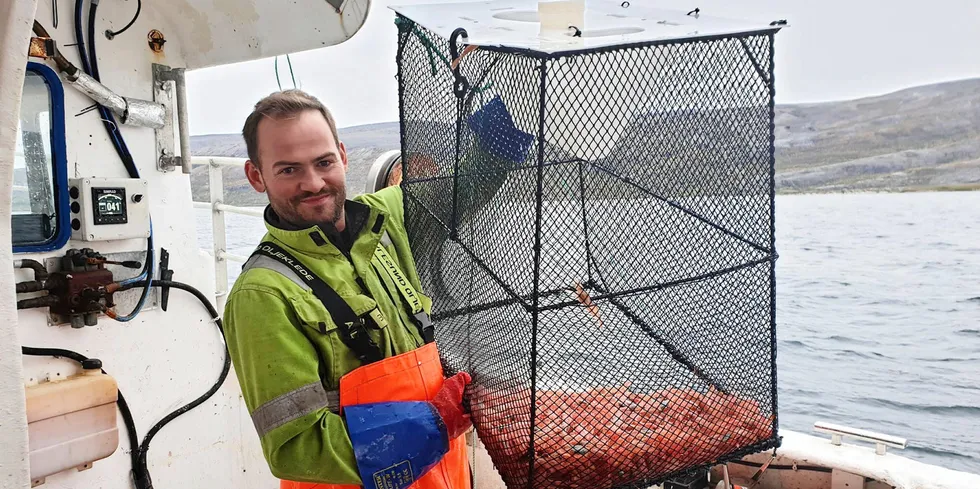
left=392, top=2, right=785, bottom=487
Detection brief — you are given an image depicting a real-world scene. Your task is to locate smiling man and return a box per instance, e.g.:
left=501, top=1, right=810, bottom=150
left=223, top=89, right=472, bottom=489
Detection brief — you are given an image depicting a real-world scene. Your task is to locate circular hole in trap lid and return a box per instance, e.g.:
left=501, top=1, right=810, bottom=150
left=492, top=10, right=539, bottom=22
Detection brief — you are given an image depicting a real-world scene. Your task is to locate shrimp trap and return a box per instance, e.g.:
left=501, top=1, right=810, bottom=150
left=391, top=1, right=784, bottom=488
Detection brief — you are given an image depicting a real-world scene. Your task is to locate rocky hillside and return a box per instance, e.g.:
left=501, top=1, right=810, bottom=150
left=190, top=78, right=980, bottom=205
left=774, top=77, right=980, bottom=193
left=189, top=123, right=400, bottom=206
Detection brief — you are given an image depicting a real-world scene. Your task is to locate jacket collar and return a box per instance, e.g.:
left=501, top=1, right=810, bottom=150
left=263, top=200, right=385, bottom=257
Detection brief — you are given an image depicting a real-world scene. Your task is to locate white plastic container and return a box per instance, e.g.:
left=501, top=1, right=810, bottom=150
left=538, top=0, right=585, bottom=34
left=25, top=360, right=119, bottom=486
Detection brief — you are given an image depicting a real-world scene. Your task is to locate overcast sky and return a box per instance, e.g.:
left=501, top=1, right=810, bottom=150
left=186, top=0, right=980, bottom=136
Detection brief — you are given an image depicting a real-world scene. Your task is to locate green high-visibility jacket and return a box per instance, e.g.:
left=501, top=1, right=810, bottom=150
left=223, top=186, right=432, bottom=484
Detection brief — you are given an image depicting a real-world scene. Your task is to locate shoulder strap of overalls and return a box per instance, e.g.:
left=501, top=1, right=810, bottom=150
left=249, top=241, right=384, bottom=365
left=371, top=239, right=435, bottom=344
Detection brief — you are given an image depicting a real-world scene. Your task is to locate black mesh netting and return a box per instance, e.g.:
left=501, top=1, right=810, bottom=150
left=395, top=16, right=779, bottom=489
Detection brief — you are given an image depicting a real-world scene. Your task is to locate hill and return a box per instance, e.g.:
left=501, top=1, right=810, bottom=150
left=189, top=78, right=980, bottom=205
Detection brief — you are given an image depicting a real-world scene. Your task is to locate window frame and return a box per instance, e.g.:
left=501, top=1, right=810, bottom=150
left=13, top=61, right=70, bottom=253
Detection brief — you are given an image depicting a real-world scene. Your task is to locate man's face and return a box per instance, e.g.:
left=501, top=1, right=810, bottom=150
left=245, top=109, right=349, bottom=230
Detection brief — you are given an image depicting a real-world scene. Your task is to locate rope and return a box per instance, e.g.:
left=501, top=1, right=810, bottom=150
left=396, top=17, right=450, bottom=76
left=394, top=17, right=492, bottom=93
left=275, top=56, right=282, bottom=91
left=274, top=55, right=298, bottom=91
left=286, top=53, right=297, bottom=88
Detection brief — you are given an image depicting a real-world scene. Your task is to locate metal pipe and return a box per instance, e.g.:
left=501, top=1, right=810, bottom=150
left=14, top=259, right=48, bottom=280
left=215, top=203, right=264, bottom=218
left=166, top=68, right=192, bottom=174
left=65, top=71, right=165, bottom=128
left=813, top=421, right=907, bottom=455
left=192, top=200, right=264, bottom=217
left=190, top=156, right=246, bottom=168
left=68, top=71, right=124, bottom=116
left=209, top=160, right=228, bottom=305
left=124, top=98, right=167, bottom=129
left=218, top=251, right=249, bottom=263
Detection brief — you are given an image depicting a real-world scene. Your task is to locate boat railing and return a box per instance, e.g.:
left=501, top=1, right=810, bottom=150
left=191, top=151, right=401, bottom=307
left=190, top=156, right=257, bottom=305
left=814, top=421, right=908, bottom=455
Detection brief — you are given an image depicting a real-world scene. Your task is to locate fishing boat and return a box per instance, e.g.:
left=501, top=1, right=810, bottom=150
left=1, top=0, right=977, bottom=489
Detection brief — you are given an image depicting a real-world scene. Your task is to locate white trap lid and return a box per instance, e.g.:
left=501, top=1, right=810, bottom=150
left=389, top=0, right=784, bottom=55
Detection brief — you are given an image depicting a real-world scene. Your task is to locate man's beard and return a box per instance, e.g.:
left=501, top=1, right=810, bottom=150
left=270, top=188, right=345, bottom=230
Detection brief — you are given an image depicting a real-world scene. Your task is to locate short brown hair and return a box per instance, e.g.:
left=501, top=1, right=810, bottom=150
left=242, top=89, right=341, bottom=165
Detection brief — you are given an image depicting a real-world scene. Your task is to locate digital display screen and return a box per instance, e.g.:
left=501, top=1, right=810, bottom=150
left=92, top=187, right=128, bottom=225
left=98, top=193, right=124, bottom=215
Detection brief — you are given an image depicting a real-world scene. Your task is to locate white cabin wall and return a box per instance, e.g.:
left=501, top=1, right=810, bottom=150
left=15, top=1, right=275, bottom=488
left=0, top=1, right=40, bottom=488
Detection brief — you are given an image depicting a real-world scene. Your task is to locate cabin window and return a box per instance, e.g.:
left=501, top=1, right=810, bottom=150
left=13, top=62, right=69, bottom=252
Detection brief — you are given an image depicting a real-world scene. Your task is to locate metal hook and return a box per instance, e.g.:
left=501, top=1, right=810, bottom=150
left=449, top=28, right=469, bottom=65
left=621, top=1, right=630, bottom=7
left=449, top=28, right=470, bottom=99
left=568, top=25, right=582, bottom=37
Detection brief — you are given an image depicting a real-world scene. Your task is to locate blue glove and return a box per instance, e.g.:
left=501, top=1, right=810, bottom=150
left=344, top=373, right=472, bottom=489
left=345, top=401, right=448, bottom=489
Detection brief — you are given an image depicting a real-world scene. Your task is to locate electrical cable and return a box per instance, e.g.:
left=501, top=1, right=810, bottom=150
left=36, top=11, right=219, bottom=485
left=104, top=0, right=141, bottom=39
left=77, top=0, right=155, bottom=319
left=23, top=278, right=228, bottom=489
left=110, top=220, right=154, bottom=322
left=117, top=279, right=230, bottom=489
left=74, top=0, right=139, bottom=179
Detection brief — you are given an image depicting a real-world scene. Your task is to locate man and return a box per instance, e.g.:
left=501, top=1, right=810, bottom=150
left=223, top=89, right=472, bottom=489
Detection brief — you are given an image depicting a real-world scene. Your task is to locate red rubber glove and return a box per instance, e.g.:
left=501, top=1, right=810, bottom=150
left=430, top=372, right=472, bottom=440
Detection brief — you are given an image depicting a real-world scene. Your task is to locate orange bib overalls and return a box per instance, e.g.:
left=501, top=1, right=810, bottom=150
left=280, top=343, right=470, bottom=489
left=251, top=242, right=469, bottom=489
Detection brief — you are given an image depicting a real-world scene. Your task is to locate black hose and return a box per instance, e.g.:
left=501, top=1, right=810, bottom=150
left=73, top=0, right=91, bottom=75
left=17, top=295, right=60, bottom=310
left=23, top=279, right=228, bottom=489
left=21, top=347, right=142, bottom=480
left=118, top=279, right=229, bottom=489
left=16, top=259, right=49, bottom=280
left=87, top=0, right=102, bottom=80
left=82, top=0, right=154, bottom=318
left=75, top=0, right=140, bottom=179
left=16, top=280, right=53, bottom=293
left=105, top=0, right=141, bottom=39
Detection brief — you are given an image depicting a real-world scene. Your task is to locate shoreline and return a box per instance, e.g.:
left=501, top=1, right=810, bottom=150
left=195, top=186, right=980, bottom=211
left=776, top=184, right=980, bottom=196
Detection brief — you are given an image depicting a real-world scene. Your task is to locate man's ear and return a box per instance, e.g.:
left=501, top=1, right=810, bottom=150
left=339, top=141, right=349, bottom=172
left=245, top=160, right=266, bottom=193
